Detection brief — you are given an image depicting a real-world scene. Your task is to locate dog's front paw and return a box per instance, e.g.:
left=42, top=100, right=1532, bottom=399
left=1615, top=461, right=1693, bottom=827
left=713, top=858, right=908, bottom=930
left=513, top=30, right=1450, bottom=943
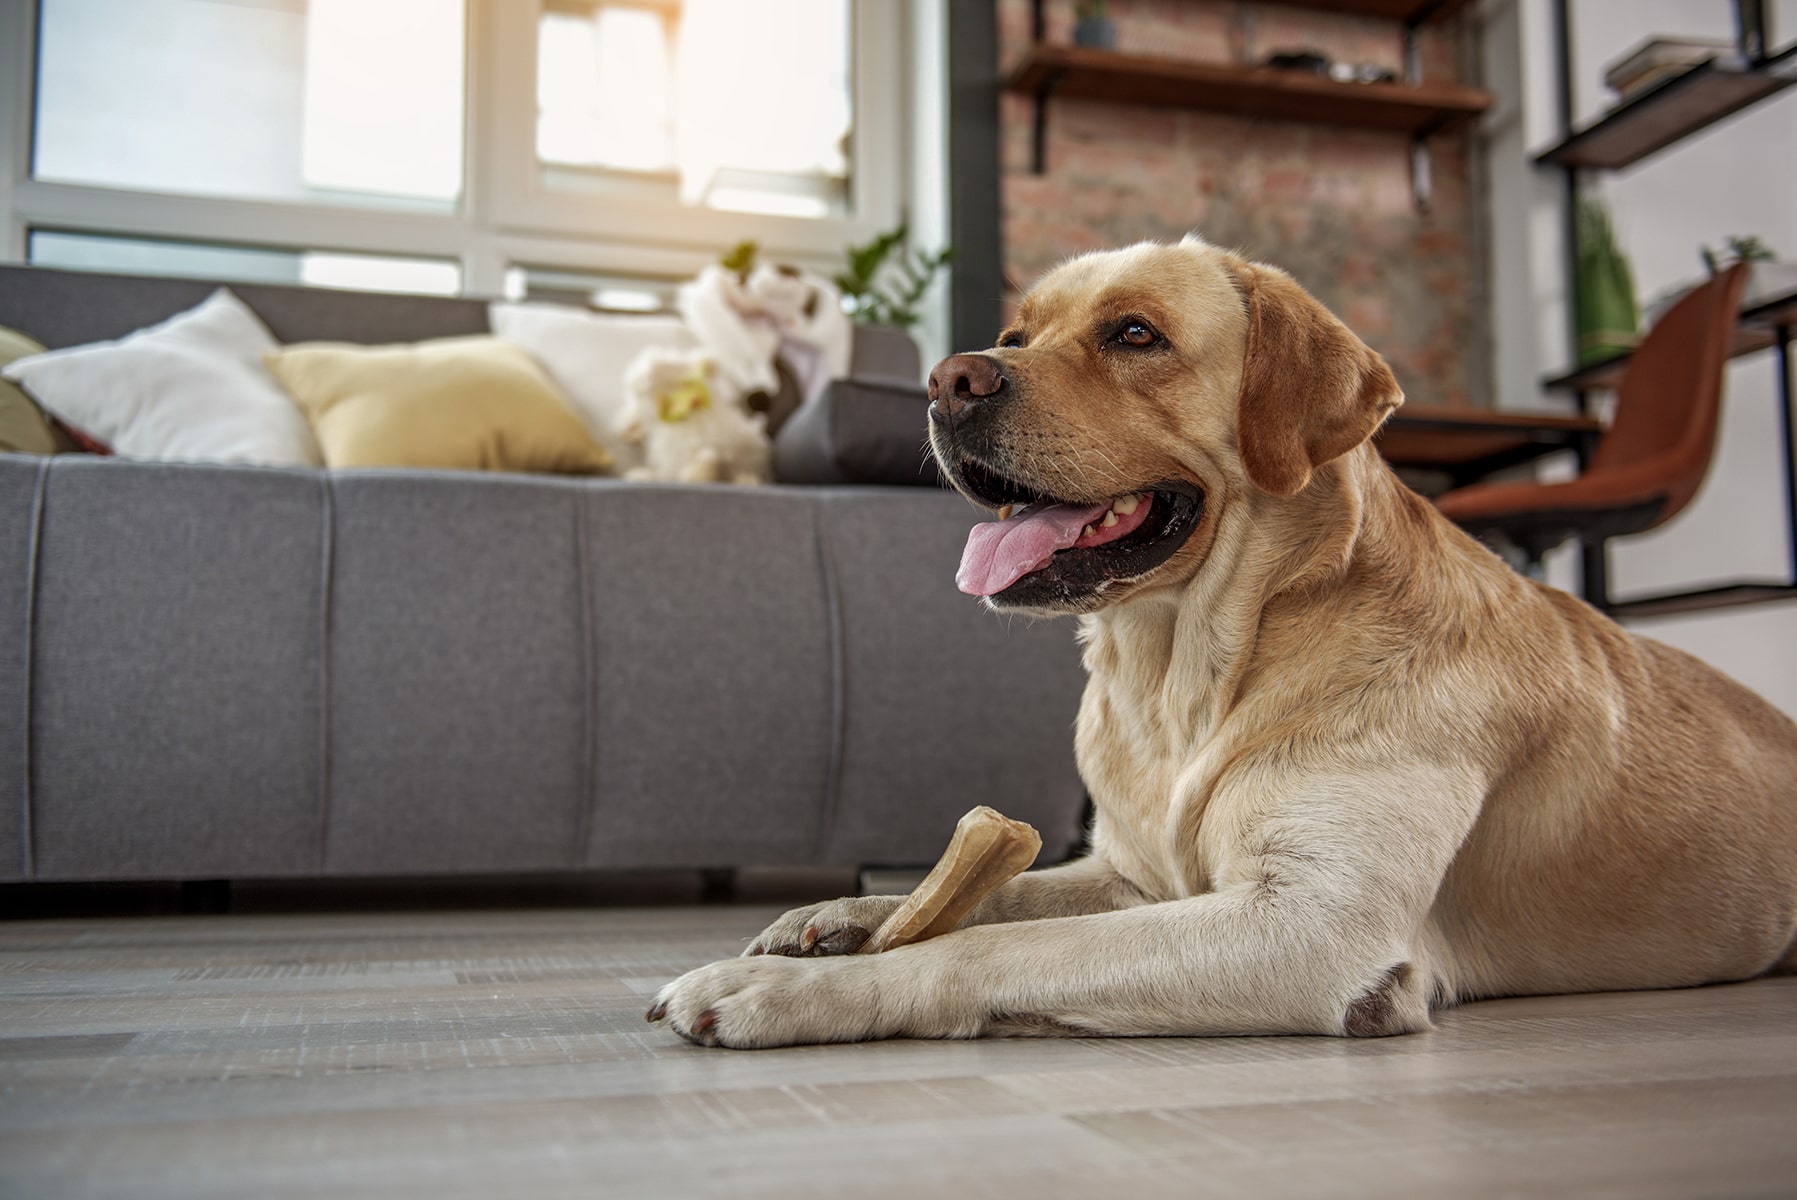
left=743, top=895, right=905, bottom=957
left=646, top=955, right=879, bottom=1049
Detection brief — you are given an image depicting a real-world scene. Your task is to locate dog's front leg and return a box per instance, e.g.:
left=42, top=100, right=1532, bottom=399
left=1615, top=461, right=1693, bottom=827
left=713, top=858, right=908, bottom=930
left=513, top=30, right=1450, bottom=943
left=743, top=852, right=1148, bottom=957
left=657, top=761, right=1483, bottom=1047
left=960, top=848, right=1153, bottom=924
left=656, top=889, right=1425, bottom=1047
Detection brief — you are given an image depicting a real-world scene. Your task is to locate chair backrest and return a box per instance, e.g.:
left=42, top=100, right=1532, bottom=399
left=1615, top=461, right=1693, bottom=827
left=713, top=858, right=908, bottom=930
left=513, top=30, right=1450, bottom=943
left=1590, top=261, right=1751, bottom=521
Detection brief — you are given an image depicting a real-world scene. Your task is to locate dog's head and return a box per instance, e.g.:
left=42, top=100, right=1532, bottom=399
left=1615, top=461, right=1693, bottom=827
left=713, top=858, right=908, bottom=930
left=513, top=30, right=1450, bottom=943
left=928, top=237, right=1402, bottom=615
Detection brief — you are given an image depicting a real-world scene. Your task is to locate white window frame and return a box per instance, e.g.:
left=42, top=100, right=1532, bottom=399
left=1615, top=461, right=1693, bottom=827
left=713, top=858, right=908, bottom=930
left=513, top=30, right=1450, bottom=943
left=0, top=0, right=917, bottom=299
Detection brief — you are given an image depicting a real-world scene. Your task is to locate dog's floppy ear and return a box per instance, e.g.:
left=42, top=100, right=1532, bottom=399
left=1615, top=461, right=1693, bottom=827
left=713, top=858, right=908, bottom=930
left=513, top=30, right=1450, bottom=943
left=1225, top=257, right=1403, bottom=497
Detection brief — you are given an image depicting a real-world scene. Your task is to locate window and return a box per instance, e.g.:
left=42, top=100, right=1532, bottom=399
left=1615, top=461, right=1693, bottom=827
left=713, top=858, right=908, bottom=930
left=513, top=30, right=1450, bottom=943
left=2, top=0, right=917, bottom=305
left=34, top=0, right=465, bottom=207
left=535, top=0, right=852, bottom=218
left=538, top=3, right=679, bottom=175
left=505, top=264, right=678, bottom=312
left=28, top=230, right=462, bottom=295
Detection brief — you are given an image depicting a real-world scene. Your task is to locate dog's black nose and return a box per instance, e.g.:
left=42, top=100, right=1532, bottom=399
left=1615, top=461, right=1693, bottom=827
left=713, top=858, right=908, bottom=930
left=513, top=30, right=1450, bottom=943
left=928, top=353, right=1005, bottom=420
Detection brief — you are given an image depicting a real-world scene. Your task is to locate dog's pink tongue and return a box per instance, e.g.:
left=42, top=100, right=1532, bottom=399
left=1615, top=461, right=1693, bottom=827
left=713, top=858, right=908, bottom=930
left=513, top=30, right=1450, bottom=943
left=957, top=501, right=1112, bottom=596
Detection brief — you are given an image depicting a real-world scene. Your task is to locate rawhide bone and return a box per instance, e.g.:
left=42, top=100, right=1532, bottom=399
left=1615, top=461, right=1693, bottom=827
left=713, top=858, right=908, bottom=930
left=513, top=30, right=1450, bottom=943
left=858, top=805, right=1042, bottom=954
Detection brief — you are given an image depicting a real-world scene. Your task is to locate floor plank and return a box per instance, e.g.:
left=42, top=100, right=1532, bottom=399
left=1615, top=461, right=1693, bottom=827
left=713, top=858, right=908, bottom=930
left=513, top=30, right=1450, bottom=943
left=1, top=906, right=1793, bottom=1199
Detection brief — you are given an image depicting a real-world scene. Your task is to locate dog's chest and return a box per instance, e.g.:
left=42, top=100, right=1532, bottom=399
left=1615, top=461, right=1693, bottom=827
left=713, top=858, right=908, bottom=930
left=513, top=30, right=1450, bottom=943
left=1074, top=679, right=1226, bottom=899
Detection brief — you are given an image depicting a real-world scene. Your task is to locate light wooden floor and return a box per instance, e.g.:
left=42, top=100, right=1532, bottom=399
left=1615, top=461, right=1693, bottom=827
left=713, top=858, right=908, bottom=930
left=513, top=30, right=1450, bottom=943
left=1, top=903, right=1794, bottom=1199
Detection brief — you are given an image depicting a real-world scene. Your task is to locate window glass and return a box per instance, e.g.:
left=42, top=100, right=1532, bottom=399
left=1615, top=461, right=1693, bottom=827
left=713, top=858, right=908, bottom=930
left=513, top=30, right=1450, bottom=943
left=535, top=0, right=851, bottom=217
left=538, top=5, right=677, bottom=173
left=504, top=265, right=680, bottom=312
left=33, top=0, right=465, bottom=206
left=30, top=231, right=463, bottom=297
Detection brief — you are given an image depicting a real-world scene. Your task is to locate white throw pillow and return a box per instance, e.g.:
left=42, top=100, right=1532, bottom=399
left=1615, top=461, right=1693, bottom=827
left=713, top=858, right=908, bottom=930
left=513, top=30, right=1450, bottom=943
left=2, top=288, right=321, bottom=466
left=490, top=301, right=695, bottom=471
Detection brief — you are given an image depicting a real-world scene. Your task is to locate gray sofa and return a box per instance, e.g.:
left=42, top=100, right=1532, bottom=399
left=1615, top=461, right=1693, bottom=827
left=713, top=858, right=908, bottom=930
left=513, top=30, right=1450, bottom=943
left=0, top=266, right=1087, bottom=884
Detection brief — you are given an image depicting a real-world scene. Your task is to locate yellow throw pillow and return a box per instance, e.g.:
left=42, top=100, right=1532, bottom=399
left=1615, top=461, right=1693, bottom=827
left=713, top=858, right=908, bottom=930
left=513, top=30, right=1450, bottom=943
left=0, top=326, right=82, bottom=456
left=265, top=336, right=613, bottom=474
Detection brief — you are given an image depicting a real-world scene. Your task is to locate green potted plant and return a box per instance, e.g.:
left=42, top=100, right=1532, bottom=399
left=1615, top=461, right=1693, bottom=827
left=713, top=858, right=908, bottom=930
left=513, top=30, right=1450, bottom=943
left=1699, top=234, right=1775, bottom=276
left=1704, top=234, right=1791, bottom=307
left=1073, top=0, right=1115, bottom=49
left=833, top=221, right=954, bottom=331
left=1575, top=196, right=1640, bottom=365
left=1644, top=234, right=1787, bottom=326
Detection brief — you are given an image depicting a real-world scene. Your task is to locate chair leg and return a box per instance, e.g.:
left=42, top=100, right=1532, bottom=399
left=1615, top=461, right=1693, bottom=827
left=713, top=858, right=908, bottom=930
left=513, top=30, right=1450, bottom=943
left=1580, top=537, right=1611, bottom=609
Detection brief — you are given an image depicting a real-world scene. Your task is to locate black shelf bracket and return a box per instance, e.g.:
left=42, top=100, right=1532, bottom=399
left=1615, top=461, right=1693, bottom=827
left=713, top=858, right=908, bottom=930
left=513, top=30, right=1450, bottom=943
left=1030, top=70, right=1063, bottom=175
left=1028, top=0, right=1053, bottom=174
left=1534, top=0, right=1797, bottom=614
left=1404, top=17, right=1432, bottom=212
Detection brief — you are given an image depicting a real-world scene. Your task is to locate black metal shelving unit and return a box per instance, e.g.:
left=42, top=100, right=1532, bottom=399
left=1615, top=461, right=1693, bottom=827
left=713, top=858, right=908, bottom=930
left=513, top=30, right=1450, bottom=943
left=1536, top=0, right=1797, bottom=617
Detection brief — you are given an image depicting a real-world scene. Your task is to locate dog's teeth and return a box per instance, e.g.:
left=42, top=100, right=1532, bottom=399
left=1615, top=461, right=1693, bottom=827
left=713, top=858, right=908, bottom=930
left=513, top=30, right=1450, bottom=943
left=1113, top=494, right=1140, bottom=516
left=1101, top=511, right=1119, bottom=529
left=997, top=504, right=1014, bottom=521
left=1082, top=524, right=1097, bottom=538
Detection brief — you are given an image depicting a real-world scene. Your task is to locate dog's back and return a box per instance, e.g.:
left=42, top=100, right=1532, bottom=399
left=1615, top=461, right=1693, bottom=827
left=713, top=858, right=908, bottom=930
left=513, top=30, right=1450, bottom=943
left=1355, top=465, right=1797, bottom=1002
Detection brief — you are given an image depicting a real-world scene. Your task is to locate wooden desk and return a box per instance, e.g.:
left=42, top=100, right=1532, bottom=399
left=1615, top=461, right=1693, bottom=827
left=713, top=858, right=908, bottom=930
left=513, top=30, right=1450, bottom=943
left=1376, top=406, right=1602, bottom=487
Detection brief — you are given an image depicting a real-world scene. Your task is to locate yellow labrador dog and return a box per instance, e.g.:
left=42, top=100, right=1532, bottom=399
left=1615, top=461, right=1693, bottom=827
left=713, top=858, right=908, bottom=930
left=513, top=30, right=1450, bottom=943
left=649, top=237, right=1797, bottom=1048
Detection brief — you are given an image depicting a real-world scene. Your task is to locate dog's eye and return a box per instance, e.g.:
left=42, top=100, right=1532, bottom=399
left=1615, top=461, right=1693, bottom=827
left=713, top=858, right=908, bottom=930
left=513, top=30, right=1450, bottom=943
left=1115, top=320, right=1160, bottom=348
left=996, top=332, right=1025, bottom=349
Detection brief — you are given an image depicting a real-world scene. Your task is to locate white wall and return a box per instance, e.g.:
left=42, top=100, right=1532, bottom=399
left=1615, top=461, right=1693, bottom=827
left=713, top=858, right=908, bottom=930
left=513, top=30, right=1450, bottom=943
left=1483, top=0, right=1797, bottom=718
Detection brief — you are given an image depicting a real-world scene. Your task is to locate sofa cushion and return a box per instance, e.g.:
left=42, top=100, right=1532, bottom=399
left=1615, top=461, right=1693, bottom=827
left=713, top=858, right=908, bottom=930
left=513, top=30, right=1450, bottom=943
left=817, top=489, right=1089, bottom=866
left=0, top=326, right=80, bottom=456
left=0, top=265, right=490, bottom=351
left=489, top=301, right=695, bottom=471
left=0, top=456, right=40, bottom=878
left=324, top=473, right=593, bottom=874
left=580, top=485, right=835, bottom=868
left=266, top=335, right=613, bottom=474
left=773, top=378, right=943, bottom=487
left=27, top=459, right=327, bottom=880
left=1, top=289, right=320, bottom=466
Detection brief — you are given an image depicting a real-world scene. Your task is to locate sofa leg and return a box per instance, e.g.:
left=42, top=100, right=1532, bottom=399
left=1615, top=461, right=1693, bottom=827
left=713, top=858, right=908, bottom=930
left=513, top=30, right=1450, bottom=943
left=179, top=879, right=231, bottom=914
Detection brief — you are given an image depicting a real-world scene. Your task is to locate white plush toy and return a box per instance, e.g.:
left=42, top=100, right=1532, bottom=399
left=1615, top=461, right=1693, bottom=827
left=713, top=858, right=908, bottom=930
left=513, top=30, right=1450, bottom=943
left=621, top=347, right=771, bottom=486
left=678, top=262, right=853, bottom=408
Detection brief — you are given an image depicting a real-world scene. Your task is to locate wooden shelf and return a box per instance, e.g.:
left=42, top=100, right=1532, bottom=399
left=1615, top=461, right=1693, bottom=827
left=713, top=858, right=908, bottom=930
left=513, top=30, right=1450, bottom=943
left=1543, top=283, right=1797, bottom=393
left=1604, top=582, right=1797, bottom=619
left=1268, top=0, right=1473, bottom=22
left=1006, top=46, right=1491, bottom=136
left=1536, top=44, right=1797, bottom=170
left=1544, top=325, right=1781, bottom=392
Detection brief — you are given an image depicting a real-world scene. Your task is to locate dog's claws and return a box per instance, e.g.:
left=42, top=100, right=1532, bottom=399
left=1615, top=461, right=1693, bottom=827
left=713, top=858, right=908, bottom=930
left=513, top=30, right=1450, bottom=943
left=692, top=1009, right=719, bottom=1035
left=645, top=999, right=669, bottom=1023
left=815, top=925, right=871, bottom=955
left=801, top=925, right=820, bottom=952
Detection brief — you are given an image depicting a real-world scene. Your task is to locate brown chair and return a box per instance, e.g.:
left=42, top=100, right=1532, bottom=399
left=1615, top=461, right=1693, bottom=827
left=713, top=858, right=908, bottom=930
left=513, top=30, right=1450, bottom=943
left=1435, top=261, right=1751, bottom=605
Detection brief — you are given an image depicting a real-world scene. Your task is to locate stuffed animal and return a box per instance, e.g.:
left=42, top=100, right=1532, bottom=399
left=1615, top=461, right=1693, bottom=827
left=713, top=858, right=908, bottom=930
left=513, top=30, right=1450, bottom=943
left=678, top=262, right=852, bottom=408
left=621, top=347, right=771, bottom=486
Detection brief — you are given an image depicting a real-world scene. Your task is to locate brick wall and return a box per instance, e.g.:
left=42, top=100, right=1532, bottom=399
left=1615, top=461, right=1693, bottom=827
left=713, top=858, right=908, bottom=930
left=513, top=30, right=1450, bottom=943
left=998, top=0, right=1488, bottom=409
